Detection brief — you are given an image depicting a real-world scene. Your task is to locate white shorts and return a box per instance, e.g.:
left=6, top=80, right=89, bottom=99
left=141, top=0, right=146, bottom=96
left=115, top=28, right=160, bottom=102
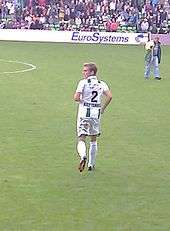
left=77, top=117, right=100, bottom=137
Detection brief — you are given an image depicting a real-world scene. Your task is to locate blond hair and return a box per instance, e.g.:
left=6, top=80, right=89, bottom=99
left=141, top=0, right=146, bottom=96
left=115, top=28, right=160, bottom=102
left=83, top=62, right=98, bottom=75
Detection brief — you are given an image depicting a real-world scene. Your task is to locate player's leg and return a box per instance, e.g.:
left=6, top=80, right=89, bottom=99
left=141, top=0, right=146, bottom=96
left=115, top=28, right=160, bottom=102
left=77, top=135, right=86, bottom=160
left=87, top=118, right=100, bottom=171
left=77, top=117, right=92, bottom=172
left=88, top=135, right=97, bottom=171
left=77, top=135, right=87, bottom=172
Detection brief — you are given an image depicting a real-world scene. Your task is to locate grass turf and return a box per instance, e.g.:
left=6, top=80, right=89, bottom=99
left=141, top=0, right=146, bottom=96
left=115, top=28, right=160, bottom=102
left=0, top=41, right=170, bottom=231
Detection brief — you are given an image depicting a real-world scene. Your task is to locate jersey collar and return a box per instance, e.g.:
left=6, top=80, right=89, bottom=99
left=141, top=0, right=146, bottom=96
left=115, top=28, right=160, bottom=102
left=87, top=75, right=97, bottom=80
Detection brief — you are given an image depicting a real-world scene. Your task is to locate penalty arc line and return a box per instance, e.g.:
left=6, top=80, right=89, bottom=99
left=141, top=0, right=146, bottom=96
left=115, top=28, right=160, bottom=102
left=0, top=59, right=37, bottom=74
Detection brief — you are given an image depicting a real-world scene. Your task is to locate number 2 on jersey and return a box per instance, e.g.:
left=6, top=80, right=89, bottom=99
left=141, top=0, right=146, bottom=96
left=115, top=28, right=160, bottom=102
left=91, top=91, right=98, bottom=103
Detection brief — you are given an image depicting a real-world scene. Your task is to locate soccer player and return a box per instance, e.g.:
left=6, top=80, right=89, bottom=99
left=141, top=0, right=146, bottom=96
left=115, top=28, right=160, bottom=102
left=74, top=63, right=112, bottom=172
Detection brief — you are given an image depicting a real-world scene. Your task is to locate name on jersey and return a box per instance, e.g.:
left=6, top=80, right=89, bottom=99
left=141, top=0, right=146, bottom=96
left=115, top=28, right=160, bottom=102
left=84, top=102, right=101, bottom=107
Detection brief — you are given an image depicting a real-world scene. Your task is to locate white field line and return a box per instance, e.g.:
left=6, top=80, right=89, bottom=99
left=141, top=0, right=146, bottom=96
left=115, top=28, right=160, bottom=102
left=0, top=59, right=36, bottom=74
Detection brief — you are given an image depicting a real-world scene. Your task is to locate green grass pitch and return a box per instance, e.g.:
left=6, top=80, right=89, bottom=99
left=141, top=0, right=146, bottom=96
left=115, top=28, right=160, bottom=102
left=0, top=41, right=170, bottom=231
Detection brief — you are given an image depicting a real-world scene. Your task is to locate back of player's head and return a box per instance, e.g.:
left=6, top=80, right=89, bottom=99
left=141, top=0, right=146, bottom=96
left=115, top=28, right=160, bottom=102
left=84, top=63, right=97, bottom=75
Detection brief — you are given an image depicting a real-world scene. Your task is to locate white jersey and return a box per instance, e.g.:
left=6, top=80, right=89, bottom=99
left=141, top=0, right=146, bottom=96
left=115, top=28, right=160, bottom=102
left=76, top=75, right=109, bottom=119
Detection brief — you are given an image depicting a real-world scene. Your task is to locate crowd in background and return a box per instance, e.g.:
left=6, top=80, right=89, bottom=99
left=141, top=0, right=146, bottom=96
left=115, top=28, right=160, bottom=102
left=0, top=0, right=170, bottom=33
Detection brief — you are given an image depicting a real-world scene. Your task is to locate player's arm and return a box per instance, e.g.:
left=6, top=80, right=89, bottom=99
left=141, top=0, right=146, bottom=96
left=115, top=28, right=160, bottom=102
left=73, top=80, right=84, bottom=102
left=101, top=90, right=112, bottom=114
left=74, top=92, right=81, bottom=102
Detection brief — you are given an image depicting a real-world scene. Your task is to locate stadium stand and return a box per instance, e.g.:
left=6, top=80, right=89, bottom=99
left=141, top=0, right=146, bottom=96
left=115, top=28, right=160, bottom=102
left=0, top=0, right=169, bottom=33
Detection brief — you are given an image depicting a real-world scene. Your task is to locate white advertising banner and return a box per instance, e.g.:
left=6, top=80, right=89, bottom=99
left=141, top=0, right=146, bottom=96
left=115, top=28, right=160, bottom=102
left=70, top=31, right=148, bottom=44
left=0, top=29, right=148, bottom=45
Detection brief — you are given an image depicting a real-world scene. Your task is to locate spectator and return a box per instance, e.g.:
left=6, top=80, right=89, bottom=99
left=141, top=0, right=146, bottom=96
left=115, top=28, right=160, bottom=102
left=0, top=0, right=169, bottom=33
left=109, top=0, right=116, bottom=15
left=110, top=18, right=119, bottom=31
left=140, top=18, right=149, bottom=32
left=150, top=23, right=158, bottom=33
left=75, top=15, right=81, bottom=28
left=159, top=25, right=165, bottom=33
left=151, top=0, right=159, bottom=8
left=105, top=18, right=111, bottom=31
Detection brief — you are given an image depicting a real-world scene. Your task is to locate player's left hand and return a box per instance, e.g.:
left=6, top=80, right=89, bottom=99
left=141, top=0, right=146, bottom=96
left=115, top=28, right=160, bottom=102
left=101, top=107, right=105, bottom=114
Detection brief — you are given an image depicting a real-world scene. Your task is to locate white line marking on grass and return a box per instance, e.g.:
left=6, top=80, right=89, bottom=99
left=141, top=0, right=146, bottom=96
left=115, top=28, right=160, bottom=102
left=0, top=59, right=36, bottom=74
